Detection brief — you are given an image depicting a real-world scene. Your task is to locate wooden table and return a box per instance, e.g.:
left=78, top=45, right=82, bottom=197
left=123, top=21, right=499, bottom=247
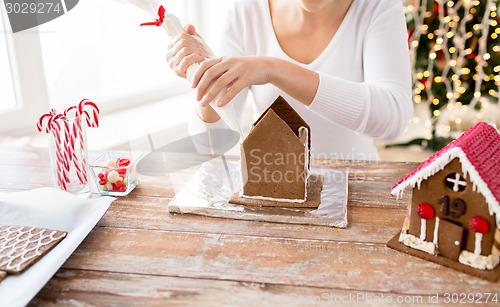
left=1, top=146, right=498, bottom=306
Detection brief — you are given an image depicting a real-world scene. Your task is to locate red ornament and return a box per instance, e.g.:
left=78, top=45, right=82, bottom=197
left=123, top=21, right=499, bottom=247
left=407, top=28, right=414, bottom=44
left=417, top=203, right=435, bottom=220
left=433, top=4, right=447, bottom=15
left=433, top=4, right=439, bottom=14
left=467, top=53, right=477, bottom=60
left=469, top=216, right=490, bottom=234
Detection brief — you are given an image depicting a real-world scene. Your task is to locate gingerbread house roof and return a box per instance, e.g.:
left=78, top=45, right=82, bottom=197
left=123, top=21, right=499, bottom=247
left=253, top=96, right=311, bottom=148
left=391, top=122, right=500, bottom=227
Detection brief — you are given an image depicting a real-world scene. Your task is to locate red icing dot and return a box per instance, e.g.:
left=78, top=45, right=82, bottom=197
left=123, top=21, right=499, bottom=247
left=469, top=216, right=490, bottom=234
left=417, top=203, right=434, bottom=220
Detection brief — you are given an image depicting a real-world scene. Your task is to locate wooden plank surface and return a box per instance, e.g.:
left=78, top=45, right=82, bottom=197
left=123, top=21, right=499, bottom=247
left=0, top=146, right=498, bottom=306
left=59, top=226, right=498, bottom=294
left=33, top=269, right=494, bottom=307
left=30, top=269, right=447, bottom=307
left=98, top=197, right=406, bottom=243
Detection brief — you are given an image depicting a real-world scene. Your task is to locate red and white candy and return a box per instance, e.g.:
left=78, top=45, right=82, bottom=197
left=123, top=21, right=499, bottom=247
left=97, top=158, right=131, bottom=192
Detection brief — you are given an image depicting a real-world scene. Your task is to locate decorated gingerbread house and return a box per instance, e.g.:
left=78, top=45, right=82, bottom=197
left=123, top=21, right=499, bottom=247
left=388, top=122, right=500, bottom=281
left=229, top=96, right=323, bottom=208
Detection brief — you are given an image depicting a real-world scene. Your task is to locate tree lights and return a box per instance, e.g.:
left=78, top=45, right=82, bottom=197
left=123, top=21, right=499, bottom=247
left=401, top=0, right=499, bottom=150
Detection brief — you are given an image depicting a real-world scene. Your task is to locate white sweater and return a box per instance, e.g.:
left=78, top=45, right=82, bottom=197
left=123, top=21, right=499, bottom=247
left=189, top=0, right=412, bottom=160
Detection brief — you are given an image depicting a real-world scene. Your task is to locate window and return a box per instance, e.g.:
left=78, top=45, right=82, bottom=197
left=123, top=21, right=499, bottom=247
left=0, top=5, right=49, bottom=135
left=444, top=173, right=467, bottom=192
left=0, top=22, right=16, bottom=112
left=0, top=0, right=235, bottom=136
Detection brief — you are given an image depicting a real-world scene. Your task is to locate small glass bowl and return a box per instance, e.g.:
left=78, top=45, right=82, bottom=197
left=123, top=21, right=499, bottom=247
left=90, top=151, right=143, bottom=196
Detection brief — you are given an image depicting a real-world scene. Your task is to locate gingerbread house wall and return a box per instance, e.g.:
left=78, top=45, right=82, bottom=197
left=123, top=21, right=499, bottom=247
left=240, top=109, right=308, bottom=201
left=494, top=228, right=500, bottom=256
left=408, top=158, right=497, bottom=258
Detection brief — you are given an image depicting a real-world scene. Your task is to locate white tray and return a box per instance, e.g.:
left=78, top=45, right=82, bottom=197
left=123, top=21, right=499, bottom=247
left=0, top=188, right=115, bottom=307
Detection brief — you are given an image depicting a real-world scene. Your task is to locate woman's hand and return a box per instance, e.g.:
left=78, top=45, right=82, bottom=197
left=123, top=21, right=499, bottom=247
left=166, top=24, right=209, bottom=79
left=192, top=56, right=272, bottom=107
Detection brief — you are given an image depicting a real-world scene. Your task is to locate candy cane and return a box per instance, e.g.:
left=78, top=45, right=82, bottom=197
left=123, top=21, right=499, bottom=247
left=49, top=112, right=70, bottom=180
left=50, top=117, right=69, bottom=190
left=78, top=99, right=100, bottom=128
left=64, top=106, right=88, bottom=184
left=75, top=99, right=100, bottom=181
left=59, top=115, right=72, bottom=172
left=37, top=110, right=66, bottom=188
left=74, top=122, right=89, bottom=184
left=36, top=109, right=57, bottom=133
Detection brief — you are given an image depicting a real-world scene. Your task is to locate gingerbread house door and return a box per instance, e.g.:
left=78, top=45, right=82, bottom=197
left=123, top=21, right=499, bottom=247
left=437, top=219, right=464, bottom=261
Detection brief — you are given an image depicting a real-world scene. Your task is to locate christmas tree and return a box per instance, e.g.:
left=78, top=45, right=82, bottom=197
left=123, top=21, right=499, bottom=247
left=390, top=0, right=499, bottom=151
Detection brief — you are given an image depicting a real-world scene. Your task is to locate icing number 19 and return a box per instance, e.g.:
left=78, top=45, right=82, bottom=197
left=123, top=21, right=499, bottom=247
left=438, top=196, right=466, bottom=218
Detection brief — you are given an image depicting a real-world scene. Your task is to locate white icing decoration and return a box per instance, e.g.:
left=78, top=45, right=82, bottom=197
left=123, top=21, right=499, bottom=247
left=420, top=219, right=427, bottom=240
left=239, top=144, right=248, bottom=196
left=474, top=232, right=483, bottom=255
left=458, top=250, right=500, bottom=270
left=391, top=147, right=500, bottom=228
left=446, top=173, right=466, bottom=192
left=433, top=217, right=440, bottom=246
left=398, top=229, right=407, bottom=242
left=399, top=232, right=436, bottom=255
left=241, top=194, right=305, bottom=203
left=300, top=126, right=310, bottom=202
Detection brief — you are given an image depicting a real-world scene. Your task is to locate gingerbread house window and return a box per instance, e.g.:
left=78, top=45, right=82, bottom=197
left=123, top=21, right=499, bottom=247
left=444, top=173, right=467, bottom=192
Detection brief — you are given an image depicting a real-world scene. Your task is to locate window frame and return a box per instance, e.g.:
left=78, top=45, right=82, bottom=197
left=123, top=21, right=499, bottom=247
left=0, top=4, right=50, bottom=136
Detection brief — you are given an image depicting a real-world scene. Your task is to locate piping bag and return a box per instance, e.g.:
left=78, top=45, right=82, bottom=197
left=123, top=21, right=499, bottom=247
left=141, top=5, right=244, bottom=139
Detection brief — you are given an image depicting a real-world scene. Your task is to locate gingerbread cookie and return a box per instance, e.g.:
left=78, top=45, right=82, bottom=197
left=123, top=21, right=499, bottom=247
left=0, top=225, right=67, bottom=274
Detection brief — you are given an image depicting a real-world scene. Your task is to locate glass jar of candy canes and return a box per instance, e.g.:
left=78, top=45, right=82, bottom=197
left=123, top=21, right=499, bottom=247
left=38, top=100, right=100, bottom=198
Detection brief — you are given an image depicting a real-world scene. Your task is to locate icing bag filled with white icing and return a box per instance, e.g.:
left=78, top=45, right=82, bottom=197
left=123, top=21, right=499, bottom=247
left=164, top=14, right=244, bottom=138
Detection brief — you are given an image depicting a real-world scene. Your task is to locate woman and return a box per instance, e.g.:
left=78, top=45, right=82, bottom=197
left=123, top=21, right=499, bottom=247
left=167, top=0, right=412, bottom=160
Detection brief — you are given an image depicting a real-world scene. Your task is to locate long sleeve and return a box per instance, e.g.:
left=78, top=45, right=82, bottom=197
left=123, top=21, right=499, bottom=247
left=307, top=0, right=413, bottom=141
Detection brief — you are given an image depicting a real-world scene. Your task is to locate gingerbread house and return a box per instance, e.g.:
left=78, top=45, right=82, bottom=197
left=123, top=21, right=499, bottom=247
left=229, top=96, right=323, bottom=208
left=388, top=122, right=500, bottom=281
